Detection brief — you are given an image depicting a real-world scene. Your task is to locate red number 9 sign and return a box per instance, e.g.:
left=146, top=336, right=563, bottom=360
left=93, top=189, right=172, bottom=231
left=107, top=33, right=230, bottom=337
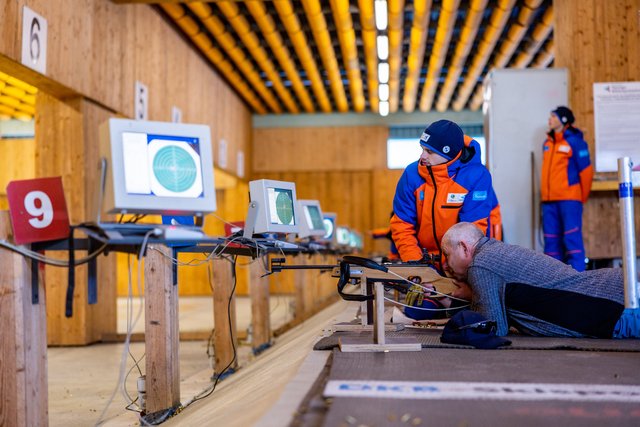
left=6, top=177, right=70, bottom=244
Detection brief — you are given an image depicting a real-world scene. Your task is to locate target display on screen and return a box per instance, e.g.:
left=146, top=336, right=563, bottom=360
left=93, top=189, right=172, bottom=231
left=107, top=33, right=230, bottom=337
left=99, top=118, right=216, bottom=217
left=123, top=133, right=204, bottom=199
left=267, top=188, right=295, bottom=225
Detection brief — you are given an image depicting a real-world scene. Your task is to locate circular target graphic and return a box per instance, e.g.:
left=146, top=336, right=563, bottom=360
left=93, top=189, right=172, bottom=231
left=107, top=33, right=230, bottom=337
left=275, top=190, right=294, bottom=225
left=152, top=145, right=198, bottom=193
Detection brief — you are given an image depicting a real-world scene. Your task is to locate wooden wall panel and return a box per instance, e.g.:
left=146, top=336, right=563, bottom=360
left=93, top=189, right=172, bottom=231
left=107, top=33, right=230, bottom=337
left=0, top=1, right=252, bottom=174
left=253, top=126, right=388, bottom=172
left=554, top=0, right=640, bottom=259
left=252, top=125, right=399, bottom=258
left=0, top=138, right=35, bottom=209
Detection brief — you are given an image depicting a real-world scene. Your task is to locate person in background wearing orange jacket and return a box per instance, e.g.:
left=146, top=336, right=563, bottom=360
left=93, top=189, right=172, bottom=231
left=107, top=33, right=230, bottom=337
left=390, top=120, right=502, bottom=272
left=541, top=106, right=594, bottom=272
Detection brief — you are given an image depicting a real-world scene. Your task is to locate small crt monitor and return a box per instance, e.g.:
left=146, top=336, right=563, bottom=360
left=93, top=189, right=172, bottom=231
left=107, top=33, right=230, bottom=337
left=297, top=199, right=326, bottom=238
left=319, top=212, right=337, bottom=243
left=98, top=118, right=216, bottom=217
left=336, top=226, right=351, bottom=247
left=349, top=230, right=364, bottom=251
left=247, top=179, right=300, bottom=235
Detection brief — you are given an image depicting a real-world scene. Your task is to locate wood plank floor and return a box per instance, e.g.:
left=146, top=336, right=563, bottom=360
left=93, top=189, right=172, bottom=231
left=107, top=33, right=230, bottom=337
left=47, top=296, right=352, bottom=427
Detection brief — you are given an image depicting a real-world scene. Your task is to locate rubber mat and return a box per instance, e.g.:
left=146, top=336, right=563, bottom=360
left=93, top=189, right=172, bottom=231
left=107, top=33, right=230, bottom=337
left=314, top=349, right=640, bottom=427
left=313, top=328, right=640, bottom=352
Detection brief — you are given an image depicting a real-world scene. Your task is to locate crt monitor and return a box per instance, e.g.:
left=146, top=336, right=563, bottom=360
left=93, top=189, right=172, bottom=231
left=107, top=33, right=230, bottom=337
left=98, top=118, right=216, bottom=218
left=297, top=199, right=326, bottom=238
left=319, top=212, right=337, bottom=243
left=246, top=179, right=300, bottom=236
left=336, top=226, right=351, bottom=247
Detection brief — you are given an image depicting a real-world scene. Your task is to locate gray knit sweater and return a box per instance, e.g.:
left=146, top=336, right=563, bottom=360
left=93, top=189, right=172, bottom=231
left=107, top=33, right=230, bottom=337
left=468, top=238, right=624, bottom=337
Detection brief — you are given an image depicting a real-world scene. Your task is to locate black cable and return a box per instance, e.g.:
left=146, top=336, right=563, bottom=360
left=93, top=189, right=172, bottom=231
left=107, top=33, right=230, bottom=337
left=189, top=255, right=238, bottom=404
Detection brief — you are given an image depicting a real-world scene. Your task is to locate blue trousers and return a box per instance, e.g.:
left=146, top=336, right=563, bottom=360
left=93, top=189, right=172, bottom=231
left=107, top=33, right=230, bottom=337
left=542, top=200, right=586, bottom=271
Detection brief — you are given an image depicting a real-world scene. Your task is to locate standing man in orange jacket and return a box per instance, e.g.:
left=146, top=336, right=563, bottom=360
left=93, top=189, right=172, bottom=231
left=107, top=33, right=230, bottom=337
left=541, top=106, right=594, bottom=271
left=391, top=120, right=502, bottom=271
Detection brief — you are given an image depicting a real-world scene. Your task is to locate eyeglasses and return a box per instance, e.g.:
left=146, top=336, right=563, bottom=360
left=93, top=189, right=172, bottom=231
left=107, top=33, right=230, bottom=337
left=455, top=320, right=497, bottom=334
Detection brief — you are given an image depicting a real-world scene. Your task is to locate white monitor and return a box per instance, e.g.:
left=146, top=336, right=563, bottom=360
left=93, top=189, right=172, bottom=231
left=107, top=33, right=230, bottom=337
left=246, top=179, right=300, bottom=236
left=336, top=226, right=351, bottom=247
left=349, top=230, right=364, bottom=250
left=297, top=199, right=326, bottom=238
left=319, top=212, right=337, bottom=244
left=98, top=118, right=216, bottom=218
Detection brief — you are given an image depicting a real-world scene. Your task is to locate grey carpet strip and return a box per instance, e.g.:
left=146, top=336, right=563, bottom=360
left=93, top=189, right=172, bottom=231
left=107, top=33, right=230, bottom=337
left=313, top=328, right=640, bottom=352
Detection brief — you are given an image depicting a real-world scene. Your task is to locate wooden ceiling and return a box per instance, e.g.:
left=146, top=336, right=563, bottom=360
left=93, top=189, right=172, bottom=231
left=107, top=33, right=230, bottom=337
left=116, top=0, right=554, bottom=115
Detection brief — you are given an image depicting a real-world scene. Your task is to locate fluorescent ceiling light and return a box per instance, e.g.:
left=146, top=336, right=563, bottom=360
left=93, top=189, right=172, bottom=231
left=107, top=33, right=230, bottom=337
left=377, top=35, right=388, bottom=60
left=375, top=0, right=388, bottom=31
left=379, top=100, right=389, bottom=117
left=378, top=83, right=389, bottom=101
left=378, top=62, right=389, bottom=83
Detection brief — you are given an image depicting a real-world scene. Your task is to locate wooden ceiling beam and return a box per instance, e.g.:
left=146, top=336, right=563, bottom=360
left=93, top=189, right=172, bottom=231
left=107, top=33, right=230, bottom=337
left=329, top=0, right=365, bottom=112
left=435, top=0, right=487, bottom=112
left=387, top=0, right=405, bottom=113
left=187, top=2, right=283, bottom=113
left=401, top=0, right=432, bottom=113
left=273, top=0, right=332, bottom=112
left=160, top=3, right=268, bottom=113
left=467, top=0, right=544, bottom=111
left=451, top=0, right=516, bottom=111
left=214, top=1, right=300, bottom=113
left=244, top=1, right=316, bottom=113
left=301, top=0, right=349, bottom=112
left=358, top=0, right=379, bottom=113
left=418, top=0, right=461, bottom=112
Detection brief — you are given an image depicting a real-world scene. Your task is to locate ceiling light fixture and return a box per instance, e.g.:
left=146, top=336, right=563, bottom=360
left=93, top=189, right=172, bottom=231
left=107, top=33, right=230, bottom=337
left=378, top=83, right=389, bottom=101
left=376, top=35, right=388, bottom=60
left=379, top=100, right=389, bottom=117
left=375, top=0, right=388, bottom=31
left=378, top=62, right=389, bottom=84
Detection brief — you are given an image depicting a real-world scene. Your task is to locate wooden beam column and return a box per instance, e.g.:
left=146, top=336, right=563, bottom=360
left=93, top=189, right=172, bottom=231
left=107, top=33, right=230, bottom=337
left=211, top=258, right=238, bottom=376
left=0, top=211, right=48, bottom=427
left=249, top=255, right=271, bottom=351
left=36, top=93, right=117, bottom=345
left=144, top=244, right=180, bottom=413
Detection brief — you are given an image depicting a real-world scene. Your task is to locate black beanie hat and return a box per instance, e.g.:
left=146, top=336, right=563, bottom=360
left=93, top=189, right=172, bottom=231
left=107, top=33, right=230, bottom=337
left=419, top=120, right=464, bottom=161
left=552, top=106, right=575, bottom=125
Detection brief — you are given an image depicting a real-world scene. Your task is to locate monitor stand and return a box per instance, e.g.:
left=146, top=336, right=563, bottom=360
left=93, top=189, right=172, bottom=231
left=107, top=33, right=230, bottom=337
left=243, top=201, right=259, bottom=239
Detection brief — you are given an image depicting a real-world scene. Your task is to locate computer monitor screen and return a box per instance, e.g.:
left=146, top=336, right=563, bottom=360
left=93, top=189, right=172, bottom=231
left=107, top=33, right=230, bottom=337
left=349, top=230, right=363, bottom=250
left=297, top=199, right=326, bottom=238
left=319, top=212, right=337, bottom=243
left=248, top=179, right=300, bottom=235
left=336, top=226, right=351, bottom=246
left=98, top=118, right=216, bottom=217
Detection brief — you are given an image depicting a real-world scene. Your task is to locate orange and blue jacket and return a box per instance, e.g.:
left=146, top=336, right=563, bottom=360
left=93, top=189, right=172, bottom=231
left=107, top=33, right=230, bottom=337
left=391, top=137, right=502, bottom=263
left=541, top=126, right=593, bottom=203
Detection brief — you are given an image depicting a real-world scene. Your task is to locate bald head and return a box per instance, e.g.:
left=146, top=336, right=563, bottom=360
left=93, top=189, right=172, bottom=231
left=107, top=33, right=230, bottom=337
left=441, top=222, right=485, bottom=280
left=443, top=222, right=484, bottom=249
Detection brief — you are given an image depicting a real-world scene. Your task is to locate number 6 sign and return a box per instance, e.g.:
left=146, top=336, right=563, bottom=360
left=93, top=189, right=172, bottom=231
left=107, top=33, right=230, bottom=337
left=6, top=177, right=70, bottom=244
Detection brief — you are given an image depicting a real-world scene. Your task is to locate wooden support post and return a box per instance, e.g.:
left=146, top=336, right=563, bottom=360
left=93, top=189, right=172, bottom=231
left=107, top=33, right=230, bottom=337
left=249, top=255, right=271, bottom=351
left=144, top=244, right=180, bottom=413
left=293, top=255, right=308, bottom=321
left=0, top=211, right=48, bottom=426
left=211, top=258, right=238, bottom=375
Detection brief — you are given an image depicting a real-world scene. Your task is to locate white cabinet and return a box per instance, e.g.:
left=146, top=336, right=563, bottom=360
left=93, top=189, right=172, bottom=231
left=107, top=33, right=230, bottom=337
left=483, top=68, right=568, bottom=250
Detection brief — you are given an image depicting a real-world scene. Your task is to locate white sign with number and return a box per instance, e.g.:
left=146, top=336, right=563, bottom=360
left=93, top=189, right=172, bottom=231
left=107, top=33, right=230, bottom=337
left=21, top=6, right=48, bottom=74
left=237, top=151, right=245, bottom=178
left=135, top=81, right=148, bottom=120
left=218, top=139, right=228, bottom=168
left=171, top=106, right=182, bottom=123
